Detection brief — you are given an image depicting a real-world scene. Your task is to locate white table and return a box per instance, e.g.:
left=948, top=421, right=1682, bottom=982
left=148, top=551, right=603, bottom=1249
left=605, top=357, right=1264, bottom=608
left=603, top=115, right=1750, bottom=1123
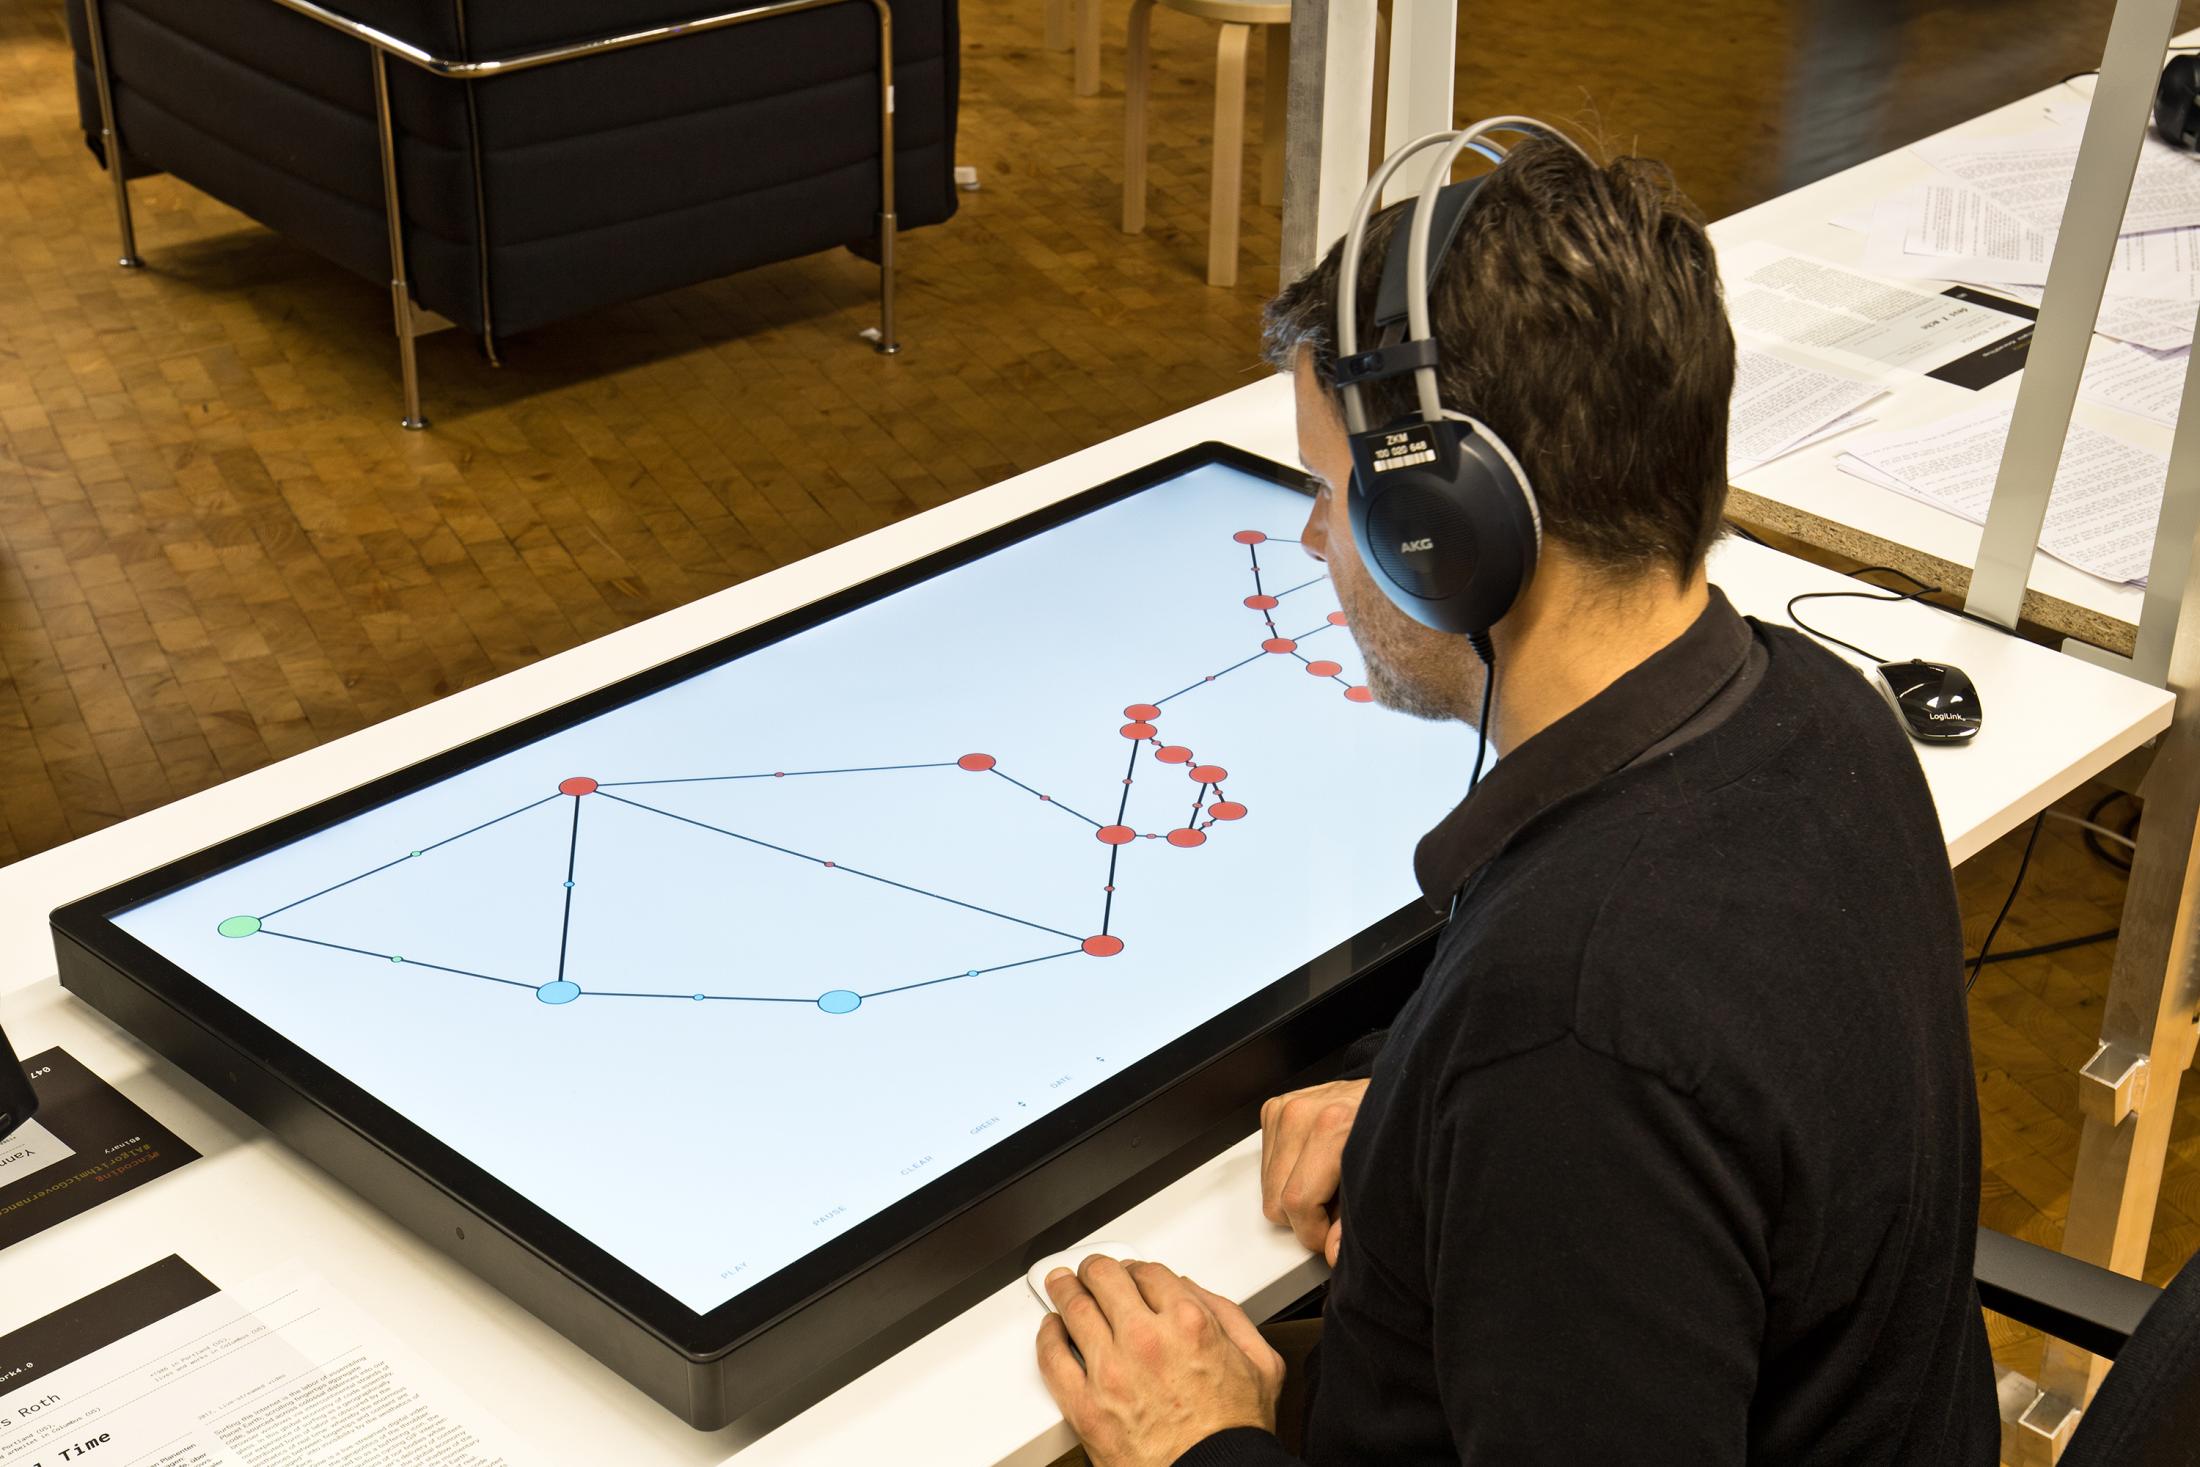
left=0, top=375, right=2172, bottom=1465
left=1708, top=66, right=2169, bottom=654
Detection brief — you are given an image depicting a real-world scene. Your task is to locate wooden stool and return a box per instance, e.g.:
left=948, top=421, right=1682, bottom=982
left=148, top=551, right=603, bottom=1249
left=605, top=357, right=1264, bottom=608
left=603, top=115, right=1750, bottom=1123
left=1123, top=0, right=1291, bottom=288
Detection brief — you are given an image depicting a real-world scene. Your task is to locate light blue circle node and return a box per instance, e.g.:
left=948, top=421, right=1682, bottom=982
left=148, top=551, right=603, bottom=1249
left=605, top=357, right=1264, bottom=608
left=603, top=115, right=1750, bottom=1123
left=693, top=993, right=706, bottom=1001
left=563, top=880, right=575, bottom=889
left=537, top=980, right=581, bottom=1005
left=217, top=915, right=261, bottom=939
left=817, top=989, right=862, bottom=1015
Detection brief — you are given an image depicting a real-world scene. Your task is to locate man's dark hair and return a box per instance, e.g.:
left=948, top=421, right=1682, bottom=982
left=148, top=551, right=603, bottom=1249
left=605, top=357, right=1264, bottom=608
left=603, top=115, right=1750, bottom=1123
left=1264, top=139, right=1735, bottom=581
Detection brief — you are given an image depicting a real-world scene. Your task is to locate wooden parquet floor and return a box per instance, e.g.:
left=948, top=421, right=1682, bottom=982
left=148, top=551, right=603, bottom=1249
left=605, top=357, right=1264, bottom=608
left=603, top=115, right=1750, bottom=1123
left=4, top=0, right=2199, bottom=1423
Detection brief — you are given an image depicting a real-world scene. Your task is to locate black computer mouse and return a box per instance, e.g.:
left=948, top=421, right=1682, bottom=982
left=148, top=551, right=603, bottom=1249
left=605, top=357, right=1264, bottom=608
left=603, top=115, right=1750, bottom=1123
left=1874, top=660, right=1981, bottom=743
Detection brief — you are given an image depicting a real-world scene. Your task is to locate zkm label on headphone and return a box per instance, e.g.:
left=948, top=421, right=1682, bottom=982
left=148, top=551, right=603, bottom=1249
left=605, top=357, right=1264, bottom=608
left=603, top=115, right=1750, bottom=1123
left=1368, top=428, right=1437, bottom=474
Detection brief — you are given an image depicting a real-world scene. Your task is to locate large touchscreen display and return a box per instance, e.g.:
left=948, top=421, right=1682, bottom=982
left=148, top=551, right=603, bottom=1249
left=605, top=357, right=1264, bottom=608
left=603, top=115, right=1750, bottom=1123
left=111, top=460, right=1476, bottom=1315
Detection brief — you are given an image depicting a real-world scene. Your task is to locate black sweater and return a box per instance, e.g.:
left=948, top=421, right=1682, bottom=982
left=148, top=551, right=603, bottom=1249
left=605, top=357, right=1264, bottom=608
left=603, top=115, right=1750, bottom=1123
left=1181, top=591, right=1998, bottom=1467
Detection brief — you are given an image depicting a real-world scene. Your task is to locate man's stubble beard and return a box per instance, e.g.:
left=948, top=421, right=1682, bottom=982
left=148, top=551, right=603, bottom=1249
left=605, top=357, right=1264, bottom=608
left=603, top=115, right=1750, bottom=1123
left=1332, top=566, right=1472, bottom=725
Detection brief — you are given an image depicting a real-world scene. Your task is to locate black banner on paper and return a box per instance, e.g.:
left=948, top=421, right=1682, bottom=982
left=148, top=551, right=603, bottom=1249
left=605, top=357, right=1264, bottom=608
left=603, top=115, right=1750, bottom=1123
left=1926, top=286, right=2039, bottom=391
left=0, top=1047, right=198, bottom=1250
left=0, top=1255, right=219, bottom=1399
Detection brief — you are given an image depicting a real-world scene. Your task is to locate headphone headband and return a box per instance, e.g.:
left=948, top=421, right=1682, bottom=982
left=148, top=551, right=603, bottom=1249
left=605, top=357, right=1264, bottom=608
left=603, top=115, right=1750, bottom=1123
left=1329, top=118, right=1588, bottom=641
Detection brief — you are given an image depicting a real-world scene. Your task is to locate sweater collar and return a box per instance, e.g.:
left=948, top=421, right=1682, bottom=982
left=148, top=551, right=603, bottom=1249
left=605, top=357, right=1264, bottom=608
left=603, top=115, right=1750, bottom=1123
left=1412, top=586, right=1754, bottom=909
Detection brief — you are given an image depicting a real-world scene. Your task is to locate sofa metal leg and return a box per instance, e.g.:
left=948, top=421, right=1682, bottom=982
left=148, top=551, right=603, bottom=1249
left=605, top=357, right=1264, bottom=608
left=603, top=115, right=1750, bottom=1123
left=371, top=49, right=428, bottom=430
left=82, top=0, right=141, bottom=269
left=866, top=212, right=901, bottom=354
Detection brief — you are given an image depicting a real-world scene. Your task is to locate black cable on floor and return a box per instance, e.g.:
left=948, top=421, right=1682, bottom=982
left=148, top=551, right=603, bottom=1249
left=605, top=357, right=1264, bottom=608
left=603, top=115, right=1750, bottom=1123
left=2082, top=790, right=2138, bottom=874
left=1967, top=927, right=2119, bottom=969
left=1966, top=813, right=2044, bottom=995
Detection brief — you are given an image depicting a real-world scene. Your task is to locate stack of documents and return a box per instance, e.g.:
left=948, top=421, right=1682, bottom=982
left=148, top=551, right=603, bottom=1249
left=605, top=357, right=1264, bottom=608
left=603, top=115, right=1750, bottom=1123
left=1834, top=404, right=2163, bottom=585
left=1850, top=99, right=2200, bottom=432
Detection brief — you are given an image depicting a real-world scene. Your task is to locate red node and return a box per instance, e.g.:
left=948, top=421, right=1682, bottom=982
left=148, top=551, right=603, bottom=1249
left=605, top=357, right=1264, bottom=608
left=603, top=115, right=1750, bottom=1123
left=1328, top=611, right=1349, bottom=626
left=1345, top=685, right=1374, bottom=703
left=1243, top=594, right=1280, bottom=611
left=957, top=753, right=997, bottom=772
left=1167, top=828, right=1208, bottom=848
left=1154, top=745, right=1193, bottom=764
left=1124, top=703, right=1162, bottom=721
left=1210, top=801, right=1248, bottom=821
left=1262, top=638, right=1297, bottom=654
left=1083, top=935, right=1125, bottom=957
left=1188, top=764, right=1228, bottom=784
left=1306, top=660, right=1344, bottom=678
left=1120, top=721, right=1157, bottom=739
left=1233, top=530, right=1267, bottom=545
left=1097, top=824, right=1136, bottom=845
left=558, top=776, right=598, bottom=797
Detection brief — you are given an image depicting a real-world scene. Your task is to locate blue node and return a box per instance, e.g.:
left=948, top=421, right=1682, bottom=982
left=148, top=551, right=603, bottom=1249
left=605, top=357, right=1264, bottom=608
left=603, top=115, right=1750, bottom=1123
left=537, top=980, right=581, bottom=1005
left=692, top=993, right=706, bottom=1002
left=563, top=880, right=575, bottom=890
left=817, top=989, right=862, bottom=1015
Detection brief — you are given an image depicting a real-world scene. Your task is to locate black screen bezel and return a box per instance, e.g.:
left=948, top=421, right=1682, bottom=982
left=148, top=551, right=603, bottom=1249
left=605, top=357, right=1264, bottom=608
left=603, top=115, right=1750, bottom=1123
left=49, top=442, right=1449, bottom=1363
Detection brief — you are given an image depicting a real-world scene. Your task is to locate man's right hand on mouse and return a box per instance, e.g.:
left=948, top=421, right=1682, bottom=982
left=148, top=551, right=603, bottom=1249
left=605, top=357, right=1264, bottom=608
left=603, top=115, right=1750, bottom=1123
left=1258, top=1078, right=1369, bottom=1265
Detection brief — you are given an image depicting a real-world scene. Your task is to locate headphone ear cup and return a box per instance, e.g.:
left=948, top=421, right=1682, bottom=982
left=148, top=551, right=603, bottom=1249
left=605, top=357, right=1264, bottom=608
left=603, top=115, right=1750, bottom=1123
left=2158, top=55, right=2200, bottom=152
left=1347, top=418, right=1540, bottom=636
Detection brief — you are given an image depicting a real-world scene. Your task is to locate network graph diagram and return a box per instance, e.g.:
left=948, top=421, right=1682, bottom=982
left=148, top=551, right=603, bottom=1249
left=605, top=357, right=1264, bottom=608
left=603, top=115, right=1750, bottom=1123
left=211, top=531, right=1371, bottom=1016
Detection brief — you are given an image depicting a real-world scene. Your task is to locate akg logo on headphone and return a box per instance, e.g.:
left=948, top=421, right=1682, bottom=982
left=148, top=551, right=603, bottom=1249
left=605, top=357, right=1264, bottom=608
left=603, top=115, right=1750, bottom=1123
left=1399, top=538, right=1434, bottom=553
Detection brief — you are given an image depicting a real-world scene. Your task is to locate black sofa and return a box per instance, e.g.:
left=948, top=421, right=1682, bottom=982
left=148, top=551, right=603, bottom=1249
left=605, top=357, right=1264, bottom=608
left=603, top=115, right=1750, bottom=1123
left=62, top=0, right=957, bottom=374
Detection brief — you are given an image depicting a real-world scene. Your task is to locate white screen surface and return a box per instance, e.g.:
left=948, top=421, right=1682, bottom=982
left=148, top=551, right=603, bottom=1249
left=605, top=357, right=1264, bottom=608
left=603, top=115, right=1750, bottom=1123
left=113, top=461, right=1478, bottom=1315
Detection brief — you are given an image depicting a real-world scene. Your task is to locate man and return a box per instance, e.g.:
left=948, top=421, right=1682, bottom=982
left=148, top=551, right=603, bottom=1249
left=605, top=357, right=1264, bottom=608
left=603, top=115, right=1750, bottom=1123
left=1033, top=140, right=1999, bottom=1465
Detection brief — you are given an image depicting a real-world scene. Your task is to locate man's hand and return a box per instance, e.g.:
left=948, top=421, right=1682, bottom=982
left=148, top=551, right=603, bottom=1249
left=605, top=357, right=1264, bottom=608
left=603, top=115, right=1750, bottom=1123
left=1259, top=1078, right=1369, bottom=1265
left=1035, top=1256, right=1283, bottom=1467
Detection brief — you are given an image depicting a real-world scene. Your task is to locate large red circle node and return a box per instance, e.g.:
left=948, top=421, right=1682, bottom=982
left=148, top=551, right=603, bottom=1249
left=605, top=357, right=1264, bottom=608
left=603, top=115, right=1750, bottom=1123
left=1233, top=530, right=1267, bottom=545
left=1154, top=745, right=1193, bottom=764
left=1082, top=935, right=1125, bottom=957
left=1328, top=611, right=1349, bottom=626
left=957, top=754, right=997, bottom=772
left=1120, top=721, right=1157, bottom=739
left=1306, top=660, right=1344, bottom=678
left=1262, top=638, right=1297, bottom=654
left=1344, top=685, right=1374, bottom=703
left=1188, top=764, right=1228, bottom=784
left=1210, top=801, right=1248, bottom=821
left=1244, top=594, right=1280, bottom=611
left=1097, top=824, right=1136, bottom=845
left=1167, top=828, right=1208, bottom=848
left=559, top=777, right=598, bottom=797
left=1123, top=703, right=1161, bottom=721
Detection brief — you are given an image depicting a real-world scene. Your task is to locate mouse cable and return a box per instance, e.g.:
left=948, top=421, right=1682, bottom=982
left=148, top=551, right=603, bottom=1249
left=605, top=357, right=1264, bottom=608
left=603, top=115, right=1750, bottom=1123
left=1966, top=811, right=2045, bottom=995
left=1786, top=565, right=2024, bottom=665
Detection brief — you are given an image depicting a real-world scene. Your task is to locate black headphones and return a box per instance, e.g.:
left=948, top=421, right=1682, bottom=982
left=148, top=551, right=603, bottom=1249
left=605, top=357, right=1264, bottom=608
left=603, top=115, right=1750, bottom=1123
left=2159, top=55, right=2200, bottom=151
left=1330, top=119, right=1589, bottom=650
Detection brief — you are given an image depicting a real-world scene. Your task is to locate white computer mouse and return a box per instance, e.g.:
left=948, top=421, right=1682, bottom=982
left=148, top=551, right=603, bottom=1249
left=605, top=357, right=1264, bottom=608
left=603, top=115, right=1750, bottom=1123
left=1025, top=1240, right=1139, bottom=1311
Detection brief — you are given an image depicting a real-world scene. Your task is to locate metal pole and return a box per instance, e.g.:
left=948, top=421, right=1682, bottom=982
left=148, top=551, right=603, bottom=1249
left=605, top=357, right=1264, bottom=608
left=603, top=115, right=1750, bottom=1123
left=1279, top=0, right=1378, bottom=282
left=81, top=0, right=141, bottom=268
left=1963, top=0, right=2178, bottom=632
left=372, top=49, right=428, bottom=430
left=869, top=0, right=899, bottom=355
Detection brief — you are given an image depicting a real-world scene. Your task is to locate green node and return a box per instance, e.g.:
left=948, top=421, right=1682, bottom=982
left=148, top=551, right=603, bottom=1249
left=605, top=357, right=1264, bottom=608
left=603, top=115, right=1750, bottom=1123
left=217, top=915, right=261, bottom=939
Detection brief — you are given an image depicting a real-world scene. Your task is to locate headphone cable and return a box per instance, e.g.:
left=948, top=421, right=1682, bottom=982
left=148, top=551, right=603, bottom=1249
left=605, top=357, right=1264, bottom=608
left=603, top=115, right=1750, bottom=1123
left=1470, top=654, right=1497, bottom=794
